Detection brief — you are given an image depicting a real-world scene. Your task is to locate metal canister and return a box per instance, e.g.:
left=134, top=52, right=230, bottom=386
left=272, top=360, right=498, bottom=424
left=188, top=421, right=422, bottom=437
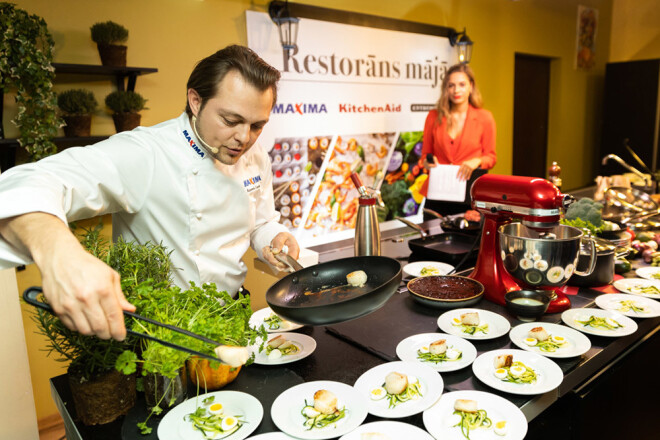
left=354, top=196, right=381, bottom=256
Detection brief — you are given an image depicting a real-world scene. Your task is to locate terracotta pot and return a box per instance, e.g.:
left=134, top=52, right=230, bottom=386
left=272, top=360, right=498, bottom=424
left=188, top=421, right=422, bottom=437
left=112, top=112, right=141, bottom=132
left=187, top=357, right=241, bottom=390
left=143, top=367, right=187, bottom=413
left=67, top=367, right=136, bottom=425
left=97, top=43, right=127, bottom=67
left=62, top=114, right=92, bottom=137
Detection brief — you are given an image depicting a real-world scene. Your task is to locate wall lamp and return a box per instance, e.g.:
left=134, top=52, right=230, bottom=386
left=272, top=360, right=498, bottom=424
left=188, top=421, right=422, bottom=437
left=268, top=0, right=300, bottom=53
left=450, top=27, right=474, bottom=64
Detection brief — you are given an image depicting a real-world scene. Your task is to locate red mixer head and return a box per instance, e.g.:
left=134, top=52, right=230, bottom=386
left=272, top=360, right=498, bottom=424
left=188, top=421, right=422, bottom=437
left=470, top=175, right=575, bottom=229
left=469, top=175, right=575, bottom=313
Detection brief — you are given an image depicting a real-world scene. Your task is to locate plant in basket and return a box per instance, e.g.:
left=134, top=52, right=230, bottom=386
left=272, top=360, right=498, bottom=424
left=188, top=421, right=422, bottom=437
left=57, top=89, right=98, bottom=137
left=116, top=281, right=265, bottom=435
left=105, top=90, right=147, bottom=132
left=90, top=21, right=128, bottom=67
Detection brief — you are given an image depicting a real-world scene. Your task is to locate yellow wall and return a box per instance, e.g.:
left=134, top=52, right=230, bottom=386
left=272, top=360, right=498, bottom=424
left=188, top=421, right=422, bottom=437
left=610, top=0, right=660, bottom=61
left=7, top=0, right=656, bottom=422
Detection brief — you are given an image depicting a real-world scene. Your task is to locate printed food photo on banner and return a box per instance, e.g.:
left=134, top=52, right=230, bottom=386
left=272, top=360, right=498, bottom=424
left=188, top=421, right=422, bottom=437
left=381, top=131, right=429, bottom=221
left=303, top=132, right=396, bottom=236
left=270, top=136, right=331, bottom=230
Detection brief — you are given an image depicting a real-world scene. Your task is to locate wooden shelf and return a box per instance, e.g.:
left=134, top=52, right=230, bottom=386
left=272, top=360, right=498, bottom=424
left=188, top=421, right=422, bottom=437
left=1, top=62, right=157, bottom=171
left=52, top=62, right=158, bottom=91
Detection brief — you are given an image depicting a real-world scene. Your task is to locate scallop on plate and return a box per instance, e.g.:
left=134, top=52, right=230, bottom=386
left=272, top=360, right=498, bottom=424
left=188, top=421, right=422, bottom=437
left=270, top=380, right=369, bottom=440
left=561, top=308, right=638, bottom=337
left=249, top=306, right=303, bottom=332
left=423, top=390, right=528, bottom=440
left=437, top=308, right=511, bottom=340
left=595, top=293, right=660, bottom=318
left=395, top=333, right=477, bottom=372
left=509, top=322, right=591, bottom=358
left=472, top=349, right=563, bottom=395
left=612, top=278, right=660, bottom=300
left=353, top=361, right=444, bottom=419
left=250, top=332, right=317, bottom=365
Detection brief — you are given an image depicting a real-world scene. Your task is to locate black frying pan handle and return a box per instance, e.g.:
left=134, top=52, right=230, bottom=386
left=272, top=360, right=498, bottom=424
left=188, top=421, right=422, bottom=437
left=22, top=286, right=54, bottom=313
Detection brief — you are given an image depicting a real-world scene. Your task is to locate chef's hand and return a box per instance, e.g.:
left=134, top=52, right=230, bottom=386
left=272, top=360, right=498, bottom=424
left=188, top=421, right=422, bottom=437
left=262, top=232, right=300, bottom=271
left=457, top=158, right=482, bottom=181
left=0, top=212, right=135, bottom=341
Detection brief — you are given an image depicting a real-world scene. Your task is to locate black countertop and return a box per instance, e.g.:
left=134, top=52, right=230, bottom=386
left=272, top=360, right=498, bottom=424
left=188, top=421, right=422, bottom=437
left=51, top=218, right=660, bottom=439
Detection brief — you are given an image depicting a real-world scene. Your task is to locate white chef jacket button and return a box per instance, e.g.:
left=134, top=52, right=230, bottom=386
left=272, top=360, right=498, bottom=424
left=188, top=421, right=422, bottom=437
left=196, top=212, right=202, bottom=220
left=194, top=250, right=200, bottom=256
left=192, top=168, right=199, bottom=175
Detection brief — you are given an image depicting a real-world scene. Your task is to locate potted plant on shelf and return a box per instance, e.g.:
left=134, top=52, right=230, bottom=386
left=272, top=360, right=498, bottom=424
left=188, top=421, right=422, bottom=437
left=105, top=90, right=147, bottom=132
left=57, top=89, right=98, bottom=137
left=0, top=3, right=61, bottom=160
left=90, top=21, right=129, bottom=67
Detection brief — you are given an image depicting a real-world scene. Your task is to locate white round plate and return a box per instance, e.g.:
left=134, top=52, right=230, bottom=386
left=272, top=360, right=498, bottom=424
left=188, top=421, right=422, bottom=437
left=246, top=434, right=298, bottom=439
left=396, top=333, right=477, bottom=372
left=423, top=390, right=528, bottom=440
left=251, top=332, right=317, bottom=365
left=403, top=261, right=454, bottom=278
left=157, top=391, right=263, bottom=440
left=472, top=349, right=563, bottom=395
left=561, top=308, right=638, bottom=337
left=612, top=278, right=660, bottom=299
left=270, top=381, right=368, bottom=440
left=250, top=307, right=303, bottom=332
left=509, top=322, right=591, bottom=358
left=595, top=293, right=660, bottom=318
left=437, top=308, right=511, bottom=340
left=339, top=421, right=435, bottom=439
left=635, top=266, right=660, bottom=281
left=353, top=361, right=444, bottom=419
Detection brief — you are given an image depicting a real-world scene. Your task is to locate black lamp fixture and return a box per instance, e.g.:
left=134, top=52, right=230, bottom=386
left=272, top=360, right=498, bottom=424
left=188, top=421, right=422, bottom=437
left=268, top=0, right=300, bottom=53
left=449, top=27, right=474, bottom=64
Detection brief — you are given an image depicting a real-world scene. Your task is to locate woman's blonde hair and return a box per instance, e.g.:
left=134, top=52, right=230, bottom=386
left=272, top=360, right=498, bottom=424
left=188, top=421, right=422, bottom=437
left=435, top=64, right=483, bottom=129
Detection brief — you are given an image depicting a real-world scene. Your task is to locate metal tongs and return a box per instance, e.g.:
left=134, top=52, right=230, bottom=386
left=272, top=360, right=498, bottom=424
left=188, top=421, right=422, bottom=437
left=270, top=247, right=304, bottom=272
left=23, top=286, right=226, bottom=364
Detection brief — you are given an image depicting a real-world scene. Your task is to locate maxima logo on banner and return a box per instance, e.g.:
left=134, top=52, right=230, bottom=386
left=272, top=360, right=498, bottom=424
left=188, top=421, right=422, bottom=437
left=272, top=103, right=328, bottom=115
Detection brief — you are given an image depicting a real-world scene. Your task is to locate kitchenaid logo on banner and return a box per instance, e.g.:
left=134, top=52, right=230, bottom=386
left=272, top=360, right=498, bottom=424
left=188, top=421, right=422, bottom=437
left=281, top=49, right=450, bottom=89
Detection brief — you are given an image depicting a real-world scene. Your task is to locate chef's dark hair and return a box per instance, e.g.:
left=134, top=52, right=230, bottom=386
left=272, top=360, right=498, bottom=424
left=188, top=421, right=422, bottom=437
left=185, top=45, right=280, bottom=117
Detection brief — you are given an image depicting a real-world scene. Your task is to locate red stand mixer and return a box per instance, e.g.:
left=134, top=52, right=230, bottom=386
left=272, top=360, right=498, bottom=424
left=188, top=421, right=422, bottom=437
left=469, top=175, right=589, bottom=314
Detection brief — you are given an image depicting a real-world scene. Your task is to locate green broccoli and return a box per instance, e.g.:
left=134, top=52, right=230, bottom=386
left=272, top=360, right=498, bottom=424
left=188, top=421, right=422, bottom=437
left=380, top=180, right=411, bottom=218
left=562, top=197, right=604, bottom=235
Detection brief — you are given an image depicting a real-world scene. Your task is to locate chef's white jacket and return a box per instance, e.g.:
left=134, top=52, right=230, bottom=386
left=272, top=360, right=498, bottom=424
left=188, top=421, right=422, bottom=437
left=0, top=112, right=288, bottom=295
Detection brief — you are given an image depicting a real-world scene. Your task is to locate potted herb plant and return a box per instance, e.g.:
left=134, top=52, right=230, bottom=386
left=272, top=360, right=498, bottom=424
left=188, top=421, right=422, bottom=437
left=90, top=21, right=129, bottom=67
left=0, top=3, right=61, bottom=160
left=105, top=90, right=147, bottom=132
left=30, top=225, right=174, bottom=425
left=57, top=89, right=98, bottom=137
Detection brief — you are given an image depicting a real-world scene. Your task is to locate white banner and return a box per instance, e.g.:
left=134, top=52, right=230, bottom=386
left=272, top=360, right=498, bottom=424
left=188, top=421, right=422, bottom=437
left=247, top=11, right=457, bottom=246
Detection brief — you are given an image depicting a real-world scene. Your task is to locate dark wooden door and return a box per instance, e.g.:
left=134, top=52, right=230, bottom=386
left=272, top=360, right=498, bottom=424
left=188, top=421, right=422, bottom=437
left=513, top=54, right=551, bottom=178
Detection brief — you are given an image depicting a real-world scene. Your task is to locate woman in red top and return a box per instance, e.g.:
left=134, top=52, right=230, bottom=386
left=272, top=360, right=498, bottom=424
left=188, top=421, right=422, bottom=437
left=421, top=64, right=496, bottom=216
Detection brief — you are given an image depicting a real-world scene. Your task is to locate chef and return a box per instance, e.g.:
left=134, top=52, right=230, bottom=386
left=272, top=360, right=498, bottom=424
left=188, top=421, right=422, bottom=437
left=0, top=45, right=299, bottom=342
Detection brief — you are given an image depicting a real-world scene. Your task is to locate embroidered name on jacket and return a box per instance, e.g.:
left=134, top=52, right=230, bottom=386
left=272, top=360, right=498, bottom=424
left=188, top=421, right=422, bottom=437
left=243, top=175, right=262, bottom=193
left=183, top=129, right=205, bottom=158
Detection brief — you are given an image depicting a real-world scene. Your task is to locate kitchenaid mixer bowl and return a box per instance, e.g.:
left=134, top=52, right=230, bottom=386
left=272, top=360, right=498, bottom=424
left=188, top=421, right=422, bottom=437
left=499, top=223, right=594, bottom=289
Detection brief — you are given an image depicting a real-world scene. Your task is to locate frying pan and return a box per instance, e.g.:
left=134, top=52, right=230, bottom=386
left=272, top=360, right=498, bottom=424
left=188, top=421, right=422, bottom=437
left=265, top=255, right=402, bottom=326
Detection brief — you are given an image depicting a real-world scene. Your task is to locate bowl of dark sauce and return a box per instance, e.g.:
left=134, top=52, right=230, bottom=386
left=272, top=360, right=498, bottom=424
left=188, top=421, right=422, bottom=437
left=407, top=275, right=484, bottom=309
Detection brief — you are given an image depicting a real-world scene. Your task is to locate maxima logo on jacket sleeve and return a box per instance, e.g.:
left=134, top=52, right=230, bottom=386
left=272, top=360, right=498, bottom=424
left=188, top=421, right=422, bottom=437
left=183, top=129, right=205, bottom=158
